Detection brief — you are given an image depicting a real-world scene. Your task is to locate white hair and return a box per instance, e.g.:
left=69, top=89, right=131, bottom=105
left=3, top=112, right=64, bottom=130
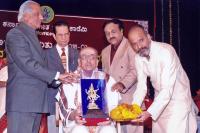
left=17, top=0, right=39, bottom=22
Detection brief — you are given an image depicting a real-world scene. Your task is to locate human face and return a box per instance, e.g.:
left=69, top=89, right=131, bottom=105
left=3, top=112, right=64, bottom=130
left=104, top=23, right=123, bottom=46
left=24, top=3, right=43, bottom=29
left=53, top=26, right=70, bottom=48
left=79, top=48, right=98, bottom=72
left=128, top=27, right=151, bottom=57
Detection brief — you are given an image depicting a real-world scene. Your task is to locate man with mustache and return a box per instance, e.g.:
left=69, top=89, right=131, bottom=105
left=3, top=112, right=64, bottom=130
left=128, top=24, right=197, bottom=133
left=45, top=21, right=79, bottom=133
left=101, top=19, right=143, bottom=133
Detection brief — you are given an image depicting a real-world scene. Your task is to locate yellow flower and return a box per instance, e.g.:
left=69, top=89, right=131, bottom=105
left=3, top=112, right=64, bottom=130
left=110, top=103, right=142, bottom=121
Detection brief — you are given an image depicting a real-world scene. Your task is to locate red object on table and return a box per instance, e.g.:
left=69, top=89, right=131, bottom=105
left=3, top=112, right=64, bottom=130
left=83, top=117, right=109, bottom=126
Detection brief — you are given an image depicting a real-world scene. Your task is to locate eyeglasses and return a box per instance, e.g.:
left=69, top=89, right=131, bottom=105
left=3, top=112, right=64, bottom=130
left=80, top=54, right=98, bottom=60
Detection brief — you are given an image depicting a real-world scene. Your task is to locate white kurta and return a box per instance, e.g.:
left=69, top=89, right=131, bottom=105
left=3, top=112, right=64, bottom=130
left=132, top=41, right=197, bottom=133
left=0, top=66, right=8, bottom=133
left=56, top=70, right=121, bottom=133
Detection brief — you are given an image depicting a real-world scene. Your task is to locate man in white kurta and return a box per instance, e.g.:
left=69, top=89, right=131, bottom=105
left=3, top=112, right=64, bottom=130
left=56, top=47, right=120, bottom=133
left=128, top=24, right=197, bottom=133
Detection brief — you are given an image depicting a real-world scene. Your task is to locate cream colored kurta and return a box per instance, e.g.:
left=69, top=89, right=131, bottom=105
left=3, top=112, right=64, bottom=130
left=132, top=41, right=197, bottom=133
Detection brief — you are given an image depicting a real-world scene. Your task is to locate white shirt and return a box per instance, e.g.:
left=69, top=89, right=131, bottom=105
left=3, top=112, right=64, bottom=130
left=0, top=66, right=8, bottom=81
left=0, top=66, right=7, bottom=118
left=55, top=69, right=121, bottom=127
left=56, top=45, right=69, bottom=72
left=132, top=41, right=193, bottom=120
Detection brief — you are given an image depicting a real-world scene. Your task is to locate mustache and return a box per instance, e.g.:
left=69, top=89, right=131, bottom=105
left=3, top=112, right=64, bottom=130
left=109, top=37, right=116, bottom=40
left=138, top=47, right=148, bottom=53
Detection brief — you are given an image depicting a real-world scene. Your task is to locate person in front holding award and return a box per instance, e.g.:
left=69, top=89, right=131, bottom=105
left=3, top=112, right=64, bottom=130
left=56, top=47, right=120, bottom=133
left=128, top=24, right=197, bottom=133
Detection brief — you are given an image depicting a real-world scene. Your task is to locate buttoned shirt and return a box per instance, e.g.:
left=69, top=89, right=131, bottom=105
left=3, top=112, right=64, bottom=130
left=56, top=45, right=69, bottom=72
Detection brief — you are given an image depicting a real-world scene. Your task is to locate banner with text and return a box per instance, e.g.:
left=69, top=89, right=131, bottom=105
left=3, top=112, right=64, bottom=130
left=0, top=9, right=148, bottom=59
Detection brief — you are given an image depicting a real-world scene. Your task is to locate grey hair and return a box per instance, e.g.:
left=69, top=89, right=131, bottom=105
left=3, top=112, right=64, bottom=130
left=17, top=0, right=39, bottom=22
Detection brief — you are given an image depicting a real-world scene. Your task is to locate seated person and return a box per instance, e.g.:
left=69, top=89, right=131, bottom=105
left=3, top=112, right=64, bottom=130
left=55, top=47, right=120, bottom=133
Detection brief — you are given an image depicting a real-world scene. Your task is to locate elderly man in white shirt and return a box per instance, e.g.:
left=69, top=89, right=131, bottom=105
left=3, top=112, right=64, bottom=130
left=56, top=47, right=120, bottom=133
left=128, top=24, right=197, bottom=133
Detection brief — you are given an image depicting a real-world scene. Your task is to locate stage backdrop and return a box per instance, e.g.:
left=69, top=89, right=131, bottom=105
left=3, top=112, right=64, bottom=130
left=0, top=8, right=148, bottom=133
left=0, top=9, right=148, bottom=59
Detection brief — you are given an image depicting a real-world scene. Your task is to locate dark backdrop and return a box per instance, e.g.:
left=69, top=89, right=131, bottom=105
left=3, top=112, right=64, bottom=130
left=0, top=0, right=199, bottom=95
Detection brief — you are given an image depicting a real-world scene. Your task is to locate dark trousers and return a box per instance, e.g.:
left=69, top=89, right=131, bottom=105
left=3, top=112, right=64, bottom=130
left=7, top=111, right=42, bottom=133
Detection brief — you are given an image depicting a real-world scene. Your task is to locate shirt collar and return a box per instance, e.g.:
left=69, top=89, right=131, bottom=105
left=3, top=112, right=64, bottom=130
left=81, top=68, right=99, bottom=79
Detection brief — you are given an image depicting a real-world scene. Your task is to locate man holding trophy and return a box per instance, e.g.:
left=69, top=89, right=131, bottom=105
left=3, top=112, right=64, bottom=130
left=56, top=47, right=120, bottom=133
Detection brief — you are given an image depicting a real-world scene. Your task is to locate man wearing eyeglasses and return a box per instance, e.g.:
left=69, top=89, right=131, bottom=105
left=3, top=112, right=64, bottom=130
left=45, top=21, right=79, bottom=133
left=56, top=47, right=120, bottom=133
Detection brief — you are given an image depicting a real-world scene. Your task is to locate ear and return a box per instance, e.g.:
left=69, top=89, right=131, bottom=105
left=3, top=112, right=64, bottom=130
left=120, top=29, right=123, bottom=33
left=147, top=34, right=151, bottom=40
left=78, top=58, right=81, bottom=67
left=96, top=58, right=99, bottom=67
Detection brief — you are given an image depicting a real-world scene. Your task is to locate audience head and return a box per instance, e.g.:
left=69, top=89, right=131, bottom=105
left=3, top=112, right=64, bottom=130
left=128, top=24, right=151, bottom=58
left=103, top=19, right=124, bottom=47
left=78, top=47, right=98, bottom=72
left=53, top=21, right=70, bottom=48
left=18, top=0, right=43, bottom=29
left=0, top=58, right=7, bottom=69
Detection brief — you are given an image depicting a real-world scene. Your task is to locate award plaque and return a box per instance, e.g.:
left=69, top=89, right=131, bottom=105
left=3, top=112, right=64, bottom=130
left=81, top=79, right=109, bottom=126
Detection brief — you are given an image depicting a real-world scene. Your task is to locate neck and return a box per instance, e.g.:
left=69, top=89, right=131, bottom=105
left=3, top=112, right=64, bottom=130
left=82, top=70, right=93, bottom=77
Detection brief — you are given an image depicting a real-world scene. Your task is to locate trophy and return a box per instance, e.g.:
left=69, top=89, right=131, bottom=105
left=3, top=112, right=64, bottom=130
left=80, top=72, right=109, bottom=126
left=86, top=83, right=100, bottom=109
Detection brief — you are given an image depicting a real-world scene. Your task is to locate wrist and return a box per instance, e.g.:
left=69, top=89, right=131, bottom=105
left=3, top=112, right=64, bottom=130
left=55, top=72, right=60, bottom=80
left=118, top=82, right=126, bottom=93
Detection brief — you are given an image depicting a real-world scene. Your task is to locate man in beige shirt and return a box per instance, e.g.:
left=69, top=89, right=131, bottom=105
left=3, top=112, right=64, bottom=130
left=101, top=19, right=142, bottom=133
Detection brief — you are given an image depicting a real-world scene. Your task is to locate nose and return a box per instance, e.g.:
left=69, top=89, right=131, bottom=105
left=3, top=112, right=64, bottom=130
left=106, top=32, right=113, bottom=39
left=86, top=58, right=91, bottom=62
left=134, top=43, right=142, bottom=52
left=137, top=43, right=142, bottom=49
left=109, top=32, right=115, bottom=38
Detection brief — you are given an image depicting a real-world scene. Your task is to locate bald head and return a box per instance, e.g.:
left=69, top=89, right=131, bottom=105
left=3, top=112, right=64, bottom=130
left=129, top=24, right=147, bottom=35
left=78, top=47, right=99, bottom=72
left=128, top=24, right=151, bottom=58
left=79, top=47, right=98, bottom=57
